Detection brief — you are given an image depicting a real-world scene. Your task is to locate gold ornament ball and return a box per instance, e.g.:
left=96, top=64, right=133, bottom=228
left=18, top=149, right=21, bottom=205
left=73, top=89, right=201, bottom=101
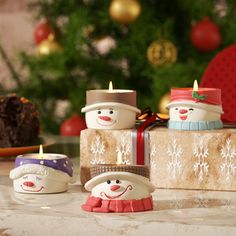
left=147, top=40, right=177, bottom=67
left=109, top=0, right=141, bottom=24
left=36, top=34, right=63, bottom=56
left=158, top=93, right=170, bottom=114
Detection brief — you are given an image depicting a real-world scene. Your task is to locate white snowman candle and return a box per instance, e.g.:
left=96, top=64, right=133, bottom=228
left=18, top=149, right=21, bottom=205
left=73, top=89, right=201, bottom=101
left=81, top=82, right=140, bottom=130
left=167, top=80, right=223, bottom=130
left=9, top=145, right=75, bottom=194
left=82, top=165, right=155, bottom=213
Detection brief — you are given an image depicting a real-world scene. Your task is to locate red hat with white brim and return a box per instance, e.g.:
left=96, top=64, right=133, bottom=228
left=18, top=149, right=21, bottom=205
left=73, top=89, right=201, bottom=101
left=167, top=87, right=223, bottom=113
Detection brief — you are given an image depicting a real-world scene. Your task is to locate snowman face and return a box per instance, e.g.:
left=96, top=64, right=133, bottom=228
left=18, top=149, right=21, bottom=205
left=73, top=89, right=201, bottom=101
left=14, top=174, right=46, bottom=193
left=91, top=178, right=150, bottom=200
left=13, top=172, right=69, bottom=194
left=85, top=106, right=137, bottom=129
left=169, top=105, right=221, bottom=122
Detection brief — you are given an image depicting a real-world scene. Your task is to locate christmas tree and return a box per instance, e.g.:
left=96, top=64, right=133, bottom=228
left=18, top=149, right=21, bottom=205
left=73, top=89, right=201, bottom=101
left=2, top=0, right=236, bottom=134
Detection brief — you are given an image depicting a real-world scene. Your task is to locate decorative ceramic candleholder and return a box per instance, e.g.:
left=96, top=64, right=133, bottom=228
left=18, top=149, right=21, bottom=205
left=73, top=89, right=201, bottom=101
left=82, top=164, right=155, bottom=213
left=9, top=146, right=75, bottom=194
left=167, top=80, right=223, bottom=130
left=81, top=82, right=140, bottom=130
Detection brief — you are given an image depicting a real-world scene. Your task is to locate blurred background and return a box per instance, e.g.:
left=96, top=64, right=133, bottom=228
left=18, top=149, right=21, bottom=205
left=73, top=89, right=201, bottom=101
left=0, top=0, right=234, bottom=134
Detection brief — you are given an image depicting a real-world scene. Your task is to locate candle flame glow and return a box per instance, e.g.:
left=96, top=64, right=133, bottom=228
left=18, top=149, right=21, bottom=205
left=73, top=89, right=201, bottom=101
left=193, top=80, right=198, bottom=91
left=109, top=81, right=113, bottom=91
left=39, top=145, right=44, bottom=159
left=116, top=151, right=123, bottom=165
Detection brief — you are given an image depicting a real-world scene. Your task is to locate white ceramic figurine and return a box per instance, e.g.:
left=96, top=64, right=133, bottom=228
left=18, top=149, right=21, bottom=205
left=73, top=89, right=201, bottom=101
left=10, top=154, right=75, bottom=194
left=167, top=81, right=223, bottom=130
left=82, top=171, right=155, bottom=213
left=81, top=82, right=140, bottom=130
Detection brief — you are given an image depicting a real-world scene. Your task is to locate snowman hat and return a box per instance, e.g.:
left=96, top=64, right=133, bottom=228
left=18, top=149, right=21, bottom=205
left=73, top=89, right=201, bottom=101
left=14, top=154, right=74, bottom=177
left=167, top=87, right=223, bottom=113
left=9, top=164, right=72, bottom=182
left=81, top=89, right=140, bottom=113
left=82, top=102, right=140, bottom=113
left=85, top=171, right=155, bottom=192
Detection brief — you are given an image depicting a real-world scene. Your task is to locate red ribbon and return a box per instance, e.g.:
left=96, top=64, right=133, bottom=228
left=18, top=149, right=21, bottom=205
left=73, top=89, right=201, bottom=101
left=136, top=111, right=169, bottom=165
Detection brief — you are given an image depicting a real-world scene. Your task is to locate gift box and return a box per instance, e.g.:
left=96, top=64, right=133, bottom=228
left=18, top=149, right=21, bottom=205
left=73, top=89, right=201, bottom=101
left=80, top=126, right=236, bottom=191
left=80, top=128, right=149, bottom=185
left=149, top=127, right=236, bottom=191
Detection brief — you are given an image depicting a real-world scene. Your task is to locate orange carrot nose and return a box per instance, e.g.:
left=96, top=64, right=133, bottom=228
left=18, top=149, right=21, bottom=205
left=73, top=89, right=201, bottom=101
left=110, top=185, right=120, bottom=191
left=23, top=181, right=35, bottom=187
left=99, top=116, right=112, bottom=121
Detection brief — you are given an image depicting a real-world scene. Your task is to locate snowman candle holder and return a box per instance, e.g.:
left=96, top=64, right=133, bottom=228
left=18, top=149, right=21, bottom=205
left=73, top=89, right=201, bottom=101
left=82, top=164, right=155, bottom=213
left=167, top=80, right=223, bottom=131
left=81, top=82, right=141, bottom=130
left=9, top=145, right=75, bottom=194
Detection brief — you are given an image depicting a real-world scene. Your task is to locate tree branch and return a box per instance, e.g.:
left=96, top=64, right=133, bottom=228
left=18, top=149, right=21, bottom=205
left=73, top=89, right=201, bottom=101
left=0, top=43, right=22, bottom=88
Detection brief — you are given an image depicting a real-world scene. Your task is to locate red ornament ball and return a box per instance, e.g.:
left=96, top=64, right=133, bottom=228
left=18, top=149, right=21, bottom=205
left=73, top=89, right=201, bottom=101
left=34, top=22, right=55, bottom=45
left=60, top=115, right=87, bottom=136
left=190, top=17, right=222, bottom=52
left=201, top=44, right=236, bottom=123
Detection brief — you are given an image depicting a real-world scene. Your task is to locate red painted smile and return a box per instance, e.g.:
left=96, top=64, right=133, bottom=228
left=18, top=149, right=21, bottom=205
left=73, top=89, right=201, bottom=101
left=100, top=185, right=133, bottom=199
left=96, top=118, right=116, bottom=126
left=21, top=185, right=44, bottom=192
left=180, top=115, right=187, bottom=120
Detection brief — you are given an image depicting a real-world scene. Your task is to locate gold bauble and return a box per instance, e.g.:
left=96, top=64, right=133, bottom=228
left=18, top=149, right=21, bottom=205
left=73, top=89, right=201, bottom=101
left=36, top=34, right=63, bottom=56
left=109, top=0, right=141, bottom=24
left=158, top=93, right=170, bottom=114
left=147, top=40, right=177, bottom=67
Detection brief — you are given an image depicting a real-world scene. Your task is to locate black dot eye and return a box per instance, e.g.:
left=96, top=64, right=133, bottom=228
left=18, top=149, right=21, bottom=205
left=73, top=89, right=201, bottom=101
left=116, top=180, right=120, bottom=184
left=189, top=108, right=194, bottom=111
left=97, top=110, right=101, bottom=114
left=106, top=180, right=111, bottom=184
left=175, top=108, right=178, bottom=110
left=109, top=110, right=113, bottom=114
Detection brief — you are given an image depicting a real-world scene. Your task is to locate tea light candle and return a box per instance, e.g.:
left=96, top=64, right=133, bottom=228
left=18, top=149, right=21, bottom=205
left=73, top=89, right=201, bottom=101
left=81, top=81, right=140, bottom=130
left=167, top=80, right=224, bottom=130
left=9, top=145, right=74, bottom=194
left=82, top=168, right=154, bottom=213
left=81, top=153, right=154, bottom=213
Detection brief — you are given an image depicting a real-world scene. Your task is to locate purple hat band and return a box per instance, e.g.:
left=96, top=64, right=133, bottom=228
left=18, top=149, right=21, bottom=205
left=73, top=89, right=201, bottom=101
left=15, top=154, right=73, bottom=177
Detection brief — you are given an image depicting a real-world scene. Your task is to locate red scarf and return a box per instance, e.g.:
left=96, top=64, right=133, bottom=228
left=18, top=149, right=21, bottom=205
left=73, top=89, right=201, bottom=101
left=82, top=195, right=153, bottom=213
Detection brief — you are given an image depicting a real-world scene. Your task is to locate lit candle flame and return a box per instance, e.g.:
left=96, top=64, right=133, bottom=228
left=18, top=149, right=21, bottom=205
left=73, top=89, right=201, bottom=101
left=116, top=151, right=123, bottom=165
left=109, top=81, right=113, bottom=91
left=193, top=80, right=198, bottom=91
left=39, top=144, right=44, bottom=159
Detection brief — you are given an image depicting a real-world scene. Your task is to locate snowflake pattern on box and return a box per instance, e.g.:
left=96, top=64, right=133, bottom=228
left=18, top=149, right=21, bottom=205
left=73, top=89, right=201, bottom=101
left=90, top=136, right=106, bottom=165
left=170, top=195, right=183, bottom=210
left=116, top=134, right=131, bottom=165
left=220, top=138, right=236, bottom=183
left=194, top=194, right=209, bottom=208
left=221, top=198, right=233, bottom=211
left=193, top=135, right=209, bottom=182
left=150, top=144, right=157, bottom=175
left=167, top=137, right=183, bottom=180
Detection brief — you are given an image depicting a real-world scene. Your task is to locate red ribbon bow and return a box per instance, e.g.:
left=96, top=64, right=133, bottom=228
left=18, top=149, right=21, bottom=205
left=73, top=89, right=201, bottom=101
left=136, top=108, right=168, bottom=165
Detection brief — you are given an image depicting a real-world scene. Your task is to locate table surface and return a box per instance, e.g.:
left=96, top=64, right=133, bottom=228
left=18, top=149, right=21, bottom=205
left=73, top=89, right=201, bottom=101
left=0, top=157, right=236, bottom=236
